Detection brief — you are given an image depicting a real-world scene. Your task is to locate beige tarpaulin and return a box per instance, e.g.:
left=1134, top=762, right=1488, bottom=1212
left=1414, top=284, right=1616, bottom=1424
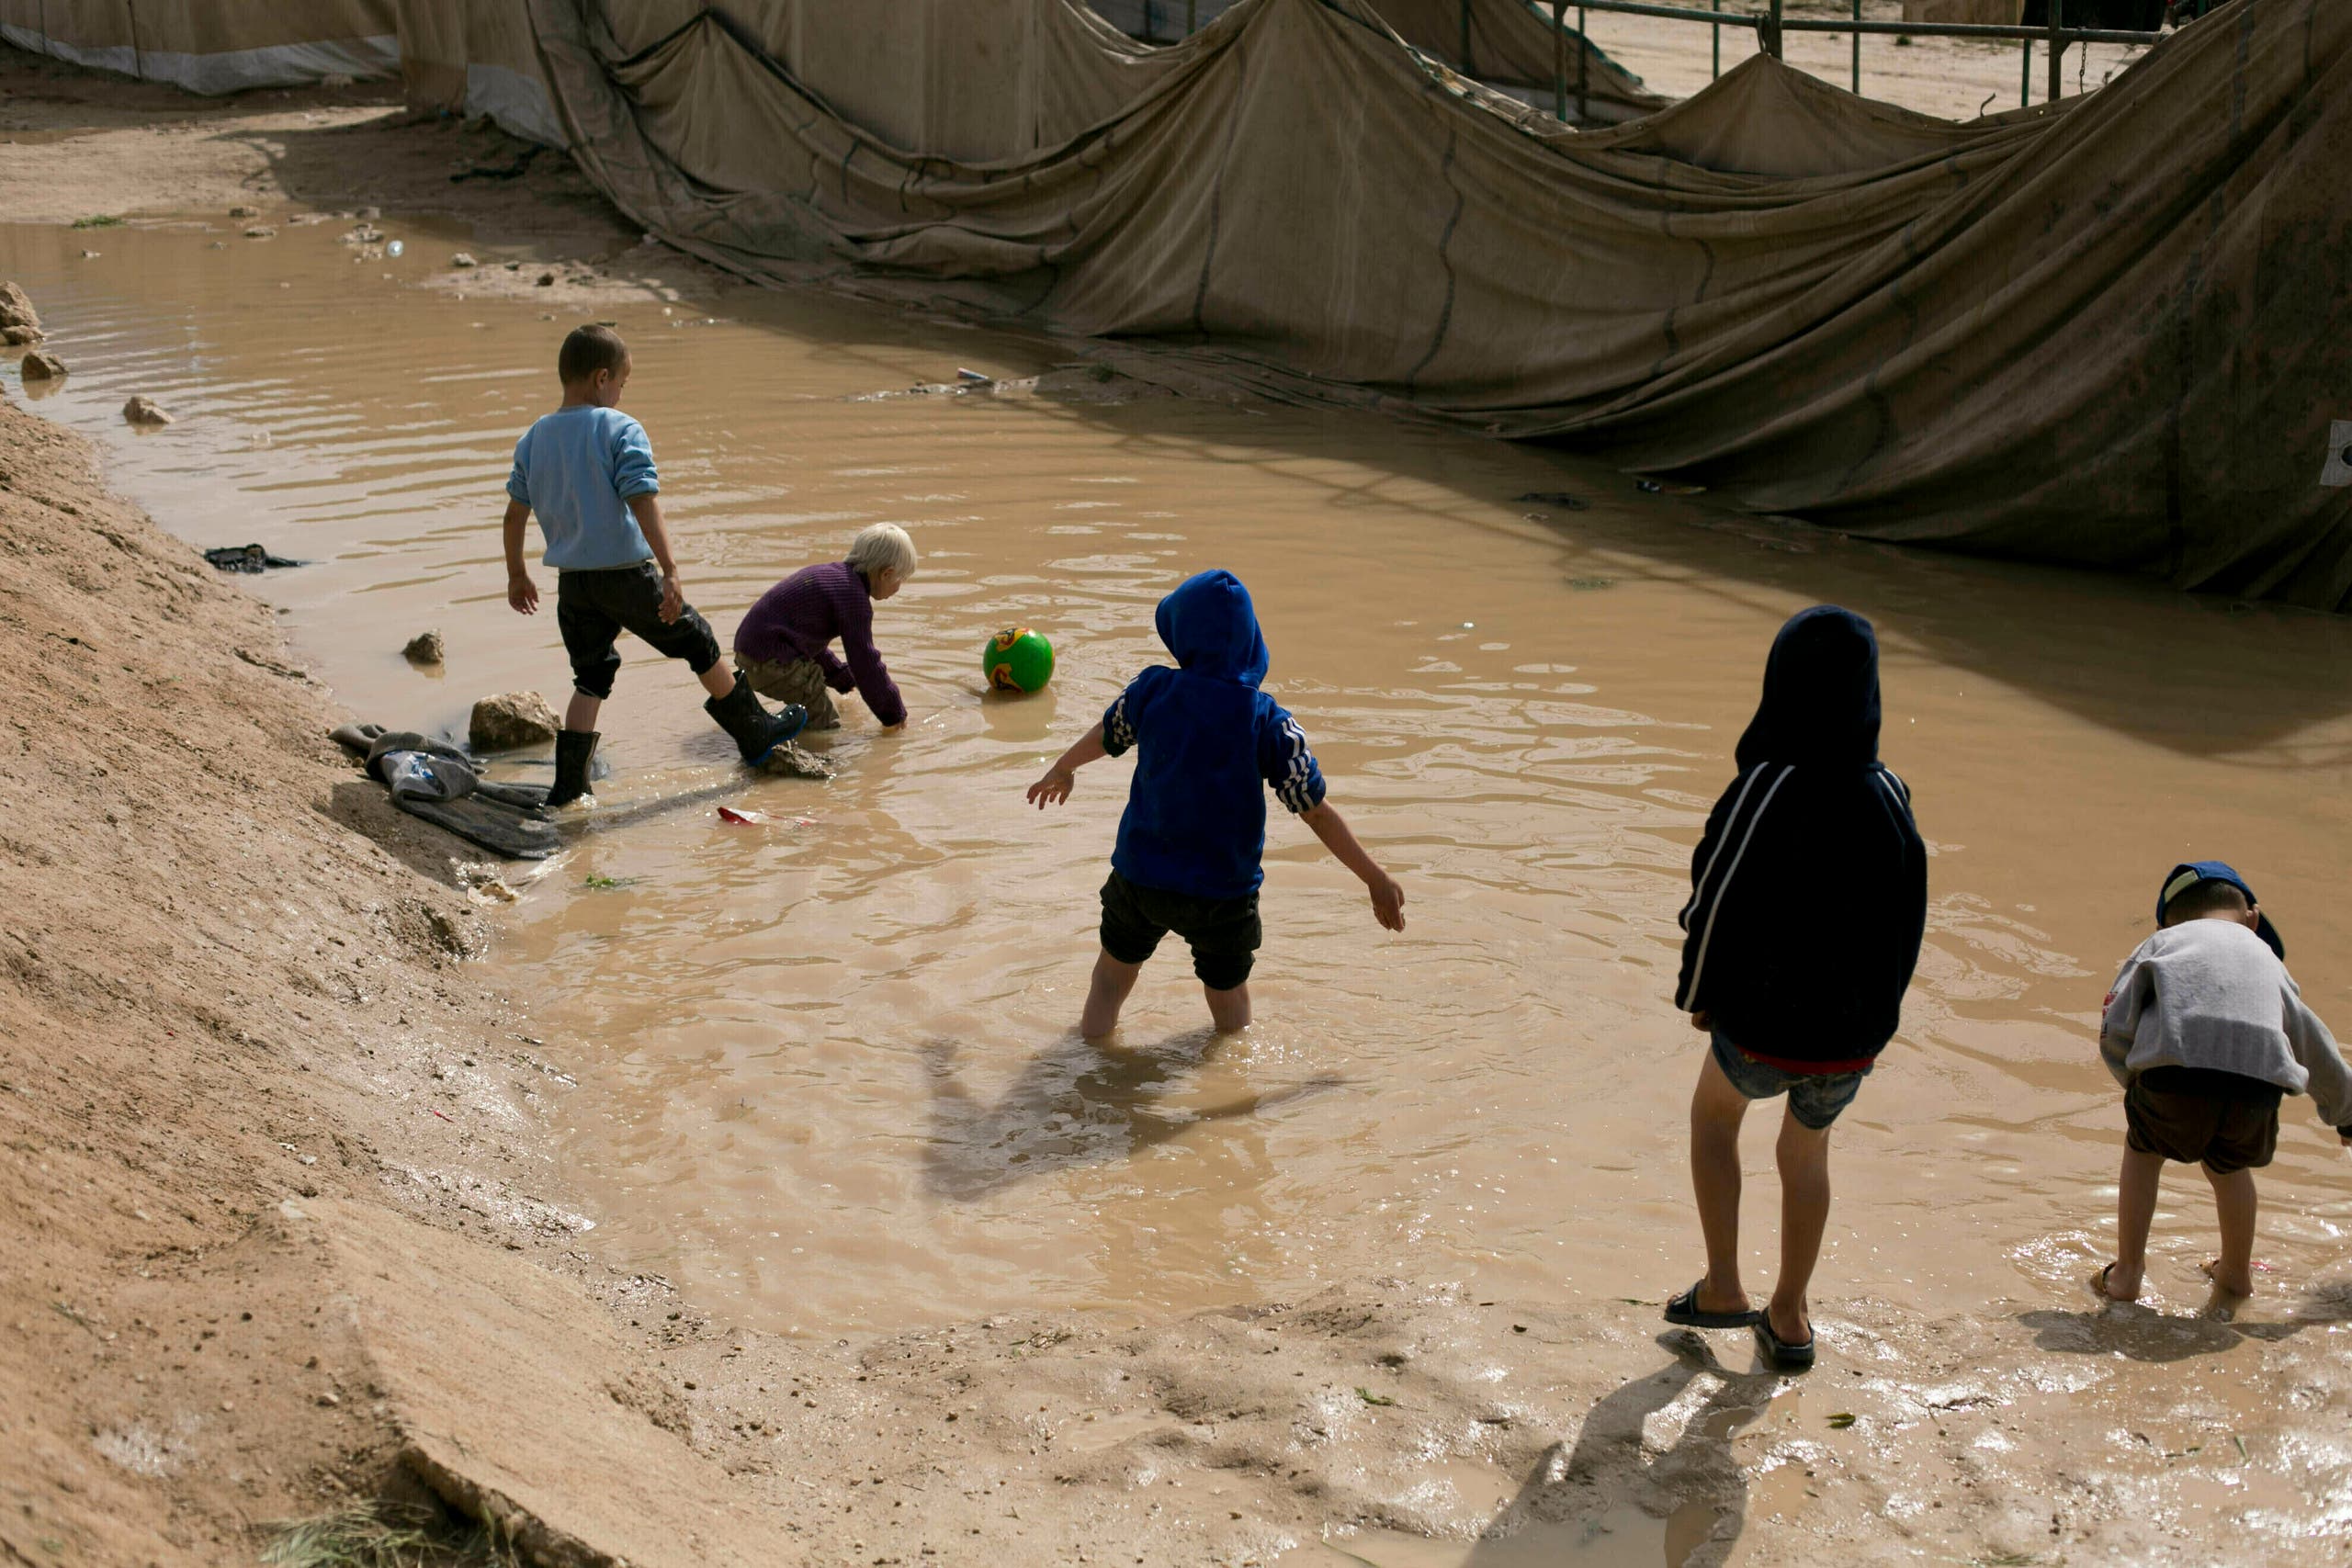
left=515, top=0, right=2351, bottom=607
left=0, top=0, right=397, bottom=91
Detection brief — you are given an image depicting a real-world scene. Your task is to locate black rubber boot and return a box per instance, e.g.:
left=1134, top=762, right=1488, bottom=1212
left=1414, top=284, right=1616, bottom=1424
left=544, top=728, right=599, bottom=808
left=704, top=672, right=808, bottom=766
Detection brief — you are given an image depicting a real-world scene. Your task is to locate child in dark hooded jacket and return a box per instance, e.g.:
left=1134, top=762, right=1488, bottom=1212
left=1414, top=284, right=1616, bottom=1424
left=1025, top=570, right=1405, bottom=1039
left=1662, top=605, right=1927, bottom=1371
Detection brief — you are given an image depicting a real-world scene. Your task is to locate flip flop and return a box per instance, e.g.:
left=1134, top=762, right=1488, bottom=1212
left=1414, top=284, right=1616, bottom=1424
left=1753, top=1314, right=1815, bottom=1372
left=1663, top=1280, right=1762, bottom=1329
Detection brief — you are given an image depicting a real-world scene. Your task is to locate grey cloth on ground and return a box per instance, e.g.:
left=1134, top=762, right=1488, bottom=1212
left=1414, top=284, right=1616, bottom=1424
left=758, top=740, right=838, bottom=780
left=330, top=724, right=562, bottom=860
left=738, top=655, right=842, bottom=731
left=2100, top=919, right=2352, bottom=1129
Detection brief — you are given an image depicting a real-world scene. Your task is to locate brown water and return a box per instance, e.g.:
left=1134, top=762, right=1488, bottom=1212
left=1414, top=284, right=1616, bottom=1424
left=7, top=213, right=2350, bottom=1347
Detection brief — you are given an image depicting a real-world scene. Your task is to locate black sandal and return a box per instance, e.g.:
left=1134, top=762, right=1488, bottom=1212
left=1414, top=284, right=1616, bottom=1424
left=1753, top=1314, right=1816, bottom=1372
left=1663, top=1279, right=1762, bottom=1329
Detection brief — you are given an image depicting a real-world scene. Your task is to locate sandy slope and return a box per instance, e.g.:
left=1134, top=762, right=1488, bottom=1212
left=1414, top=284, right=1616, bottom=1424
left=3, top=42, right=2348, bottom=1568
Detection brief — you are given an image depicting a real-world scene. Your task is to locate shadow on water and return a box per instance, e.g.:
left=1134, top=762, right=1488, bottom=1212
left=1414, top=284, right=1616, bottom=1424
left=1457, top=1334, right=1777, bottom=1568
left=2018, top=1275, right=2349, bottom=1363
left=918, top=1029, right=1342, bottom=1201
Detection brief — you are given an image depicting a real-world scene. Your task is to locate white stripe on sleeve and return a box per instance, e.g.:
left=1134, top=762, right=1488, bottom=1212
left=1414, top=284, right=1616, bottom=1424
left=1677, top=763, right=1792, bottom=1010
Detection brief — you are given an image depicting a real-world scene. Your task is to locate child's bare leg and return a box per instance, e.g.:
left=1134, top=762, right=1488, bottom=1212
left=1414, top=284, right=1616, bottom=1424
left=1080, top=950, right=1144, bottom=1041
left=564, top=691, right=603, bottom=732
left=2105, top=1145, right=2164, bottom=1301
left=1204, top=982, right=1250, bottom=1035
left=1688, top=1053, right=1753, bottom=1316
left=2200, top=1163, right=2256, bottom=1297
left=695, top=662, right=738, bottom=701
left=1768, top=1110, right=1832, bottom=1345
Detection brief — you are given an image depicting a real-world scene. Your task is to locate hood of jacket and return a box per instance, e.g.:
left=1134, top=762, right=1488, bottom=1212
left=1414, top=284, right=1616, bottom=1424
left=1155, top=569, right=1269, bottom=687
left=1735, top=604, right=1882, bottom=771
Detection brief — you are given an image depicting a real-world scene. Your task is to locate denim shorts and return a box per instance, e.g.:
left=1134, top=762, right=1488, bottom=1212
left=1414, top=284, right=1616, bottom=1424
left=1711, top=1032, right=1869, bottom=1131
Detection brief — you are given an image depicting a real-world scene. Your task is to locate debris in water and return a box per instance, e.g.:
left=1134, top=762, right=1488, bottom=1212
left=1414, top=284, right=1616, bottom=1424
left=717, top=807, right=766, bottom=825
left=401, top=629, right=446, bottom=665
left=1355, top=1387, right=1396, bottom=1406
left=1568, top=577, right=1615, bottom=591
left=537, top=272, right=556, bottom=288
left=386, top=240, right=404, bottom=258
left=243, top=226, right=276, bottom=240
left=956, top=367, right=992, bottom=384
left=582, top=874, right=642, bottom=889
left=468, top=691, right=560, bottom=751
left=78, top=250, right=99, bottom=260
left=229, top=205, right=259, bottom=218
left=122, top=395, right=173, bottom=427
left=203, top=544, right=302, bottom=573
left=450, top=252, right=478, bottom=269
left=1513, top=491, right=1588, bottom=510
left=1636, top=479, right=1706, bottom=495
left=1827, top=1412, right=1858, bottom=1429
left=20, top=350, right=66, bottom=381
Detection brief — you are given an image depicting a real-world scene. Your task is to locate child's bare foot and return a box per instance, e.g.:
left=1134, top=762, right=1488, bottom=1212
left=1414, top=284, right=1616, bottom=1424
left=2200, top=1258, right=2255, bottom=1298
left=2095, top=1260, right=2143, bottom=1302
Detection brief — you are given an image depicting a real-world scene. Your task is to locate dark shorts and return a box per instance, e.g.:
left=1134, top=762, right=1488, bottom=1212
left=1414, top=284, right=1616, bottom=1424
left=2125, top=1066, right=2282, bottom=1175
left=556, top=562, right=721, bottom=701
left=1099, top=871, right=1261, bottom=992
left=1710, top=1032, right=1870, bottom=1131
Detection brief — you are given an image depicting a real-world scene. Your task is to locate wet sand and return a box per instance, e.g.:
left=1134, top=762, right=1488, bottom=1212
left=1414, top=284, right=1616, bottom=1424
left=4, top=62, right=2350, bottom=1566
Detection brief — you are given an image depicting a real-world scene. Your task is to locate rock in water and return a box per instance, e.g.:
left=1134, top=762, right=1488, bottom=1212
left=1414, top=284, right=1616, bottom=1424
left=759, top=742, right=836, bottom=781
left=21, top=351, right=66, bottom=381
left=122, top=396, right=173, bottom=427
left=469, top=692, right=560, bottom=751
left=0, top=281, right=42, bottom=345
left=402, top=630, right=447, bottom=665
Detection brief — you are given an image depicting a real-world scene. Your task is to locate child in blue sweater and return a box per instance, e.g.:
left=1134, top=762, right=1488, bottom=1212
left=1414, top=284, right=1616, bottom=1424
left=1025, top=570, right=1404, bottom=1039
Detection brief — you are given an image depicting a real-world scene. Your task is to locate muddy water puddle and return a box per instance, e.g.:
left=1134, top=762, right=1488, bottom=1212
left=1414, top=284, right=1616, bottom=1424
left=6, top=214, right=2351, bottom=1345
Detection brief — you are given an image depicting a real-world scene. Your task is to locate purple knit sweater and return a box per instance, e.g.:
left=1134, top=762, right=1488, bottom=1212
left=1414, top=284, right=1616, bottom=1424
left=733, top=560, right=906, bottom=726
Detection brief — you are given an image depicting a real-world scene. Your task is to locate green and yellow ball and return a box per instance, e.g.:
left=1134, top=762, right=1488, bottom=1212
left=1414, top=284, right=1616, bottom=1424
left=983, top=626, right=1055, bottom=694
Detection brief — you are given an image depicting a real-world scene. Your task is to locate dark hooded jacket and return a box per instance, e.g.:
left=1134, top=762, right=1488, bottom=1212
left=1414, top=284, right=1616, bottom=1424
left=1674, top=606, right=1928, bottom=1068
left=1102, top=570, right=1326, bottom=900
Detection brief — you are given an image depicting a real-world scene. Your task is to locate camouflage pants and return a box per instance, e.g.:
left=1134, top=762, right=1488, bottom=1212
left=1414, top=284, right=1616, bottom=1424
left=735, top=654, right=842, bottom=730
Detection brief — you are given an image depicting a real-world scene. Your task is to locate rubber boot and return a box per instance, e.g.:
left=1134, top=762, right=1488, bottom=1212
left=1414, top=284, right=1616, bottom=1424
left=544, top=728, right=599, bottom=808
left=704, top=671, right=808, bottom=766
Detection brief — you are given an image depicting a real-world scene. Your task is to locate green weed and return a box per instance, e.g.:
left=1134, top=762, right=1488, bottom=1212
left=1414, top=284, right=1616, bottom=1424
left=1355, top=1387, right=1396, bottom=1407
left=71, top=215, right=124, bottom=230
left=582, top=874, right=641, bottom=890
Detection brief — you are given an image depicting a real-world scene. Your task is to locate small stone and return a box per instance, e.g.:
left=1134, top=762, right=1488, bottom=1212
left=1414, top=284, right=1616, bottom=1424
left=401, top=629, right=446, bottom=665
left=229, top=205, right=259, bottom=218
left=469, top=691, right=560, bottom=750
left=450, top=252, right=478, bottom=269
left=21, top=351, right=66, bottom=381
left=316, top=1392, right=340, bottom=1407
left=122, top=395, right=173, bottom=427
left=0, top=281, right=42, bottom=342
left=536, top=272, right=556, bottom=288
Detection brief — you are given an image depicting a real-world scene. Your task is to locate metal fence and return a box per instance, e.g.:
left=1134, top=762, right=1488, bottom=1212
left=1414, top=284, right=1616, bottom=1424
left=1534, top=0, right=2165, bottom=118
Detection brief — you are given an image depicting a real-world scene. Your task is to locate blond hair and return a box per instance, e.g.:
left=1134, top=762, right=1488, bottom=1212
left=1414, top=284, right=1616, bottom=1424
left=847, top=523, right=916, bottom=582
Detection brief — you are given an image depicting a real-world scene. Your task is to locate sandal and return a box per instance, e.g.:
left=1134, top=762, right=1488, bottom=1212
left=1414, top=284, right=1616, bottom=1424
left=1663, top=1279, right=1762, bottom=1329
left=1754, top=1314, right=1815, bottom=1372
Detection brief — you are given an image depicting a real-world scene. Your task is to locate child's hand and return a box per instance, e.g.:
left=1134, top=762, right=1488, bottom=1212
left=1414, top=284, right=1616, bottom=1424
left=507, top=571, right=539, bottom=615
left=1026, top=767, right=1076, bottom=808
left=658, top=572, right=684, bottom=625
left=1369, top=873, right=1406, bottom=932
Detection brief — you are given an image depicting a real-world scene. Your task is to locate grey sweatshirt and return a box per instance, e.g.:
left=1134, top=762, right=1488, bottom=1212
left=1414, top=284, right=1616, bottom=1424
left=2100, top=919, right=2352, bottom=1132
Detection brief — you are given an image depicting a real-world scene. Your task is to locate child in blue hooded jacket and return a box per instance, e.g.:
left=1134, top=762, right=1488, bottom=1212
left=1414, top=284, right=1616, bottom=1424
left=1662, top=605, right=1927, bottom=1372
left=1026, top=570, right=1405, bottom=1039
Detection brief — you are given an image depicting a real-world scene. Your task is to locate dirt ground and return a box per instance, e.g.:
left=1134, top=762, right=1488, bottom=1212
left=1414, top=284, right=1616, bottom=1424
left=3, top=43, right=2348, bottom=1568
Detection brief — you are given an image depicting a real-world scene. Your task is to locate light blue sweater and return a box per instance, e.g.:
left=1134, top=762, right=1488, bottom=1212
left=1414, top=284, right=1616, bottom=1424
left=506, top=405, right=660, bottom=571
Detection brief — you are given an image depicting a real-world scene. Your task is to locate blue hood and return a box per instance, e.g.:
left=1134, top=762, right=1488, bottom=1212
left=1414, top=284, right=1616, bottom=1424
left=1156, top=570, right=1268, bottom=687
left=1735, top=605, right=1882, bottom=771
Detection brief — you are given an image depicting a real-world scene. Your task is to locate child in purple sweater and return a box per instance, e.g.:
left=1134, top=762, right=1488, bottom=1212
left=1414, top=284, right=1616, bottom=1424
left=733, top=524, right=913, bottom=732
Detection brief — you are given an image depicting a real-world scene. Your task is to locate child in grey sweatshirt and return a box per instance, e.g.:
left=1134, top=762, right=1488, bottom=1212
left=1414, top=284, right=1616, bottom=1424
left=2097, top=861, right=2352, bottom=1305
